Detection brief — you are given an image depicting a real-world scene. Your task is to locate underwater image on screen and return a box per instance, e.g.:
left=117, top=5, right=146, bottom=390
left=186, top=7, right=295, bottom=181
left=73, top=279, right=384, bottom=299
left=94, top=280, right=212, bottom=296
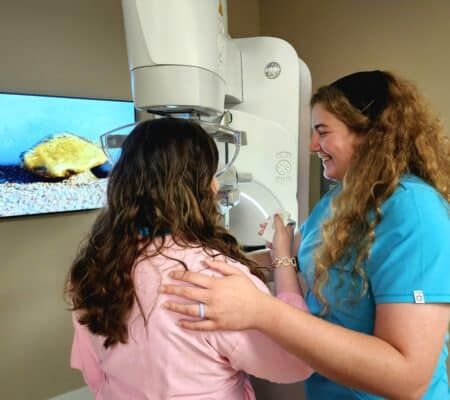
left=0, top=93, right=135, bottom=217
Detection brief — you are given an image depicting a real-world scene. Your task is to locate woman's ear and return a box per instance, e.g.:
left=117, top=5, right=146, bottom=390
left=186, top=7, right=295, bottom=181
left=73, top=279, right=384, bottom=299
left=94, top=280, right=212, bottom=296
left=211, top=177, right=220, bottom=194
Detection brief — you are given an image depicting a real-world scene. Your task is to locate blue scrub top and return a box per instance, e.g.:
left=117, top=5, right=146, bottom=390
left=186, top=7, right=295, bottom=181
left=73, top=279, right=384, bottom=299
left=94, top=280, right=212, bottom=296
left=298, top=174, right=450, bottom=399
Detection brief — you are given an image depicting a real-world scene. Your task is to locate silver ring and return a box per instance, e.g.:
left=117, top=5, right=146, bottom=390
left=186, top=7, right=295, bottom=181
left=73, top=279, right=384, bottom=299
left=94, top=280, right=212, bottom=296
left=198, top=303, right=205, bottom=319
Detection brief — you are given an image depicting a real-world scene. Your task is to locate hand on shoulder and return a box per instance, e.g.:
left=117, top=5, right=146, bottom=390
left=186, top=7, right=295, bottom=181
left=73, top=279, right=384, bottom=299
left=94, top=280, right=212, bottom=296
left=161, top=259, right=273, bottom=331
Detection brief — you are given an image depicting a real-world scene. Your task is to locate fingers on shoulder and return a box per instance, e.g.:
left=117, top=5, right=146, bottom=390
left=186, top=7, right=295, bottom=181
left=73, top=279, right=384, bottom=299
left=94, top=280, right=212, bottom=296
left=170, top=269, right=214, bottom=288
left=164, top=301, right=202, bottom=318
left=205, top=258, right=247, bottom=277
left=161, top=285, right=211, bottom=303
left=163, top=300, right=218, bottom=321
left=178, top=319, right=219, bottom=331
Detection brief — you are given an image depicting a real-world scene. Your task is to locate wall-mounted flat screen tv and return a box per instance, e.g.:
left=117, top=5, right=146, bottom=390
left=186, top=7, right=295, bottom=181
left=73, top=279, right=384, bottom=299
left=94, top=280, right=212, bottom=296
left=0, top=92, right=135, bottom=218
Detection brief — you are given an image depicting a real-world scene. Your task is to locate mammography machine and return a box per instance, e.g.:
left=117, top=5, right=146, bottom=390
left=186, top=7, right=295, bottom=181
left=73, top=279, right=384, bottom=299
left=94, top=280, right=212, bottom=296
left=116, top=0, right=312, bottom=248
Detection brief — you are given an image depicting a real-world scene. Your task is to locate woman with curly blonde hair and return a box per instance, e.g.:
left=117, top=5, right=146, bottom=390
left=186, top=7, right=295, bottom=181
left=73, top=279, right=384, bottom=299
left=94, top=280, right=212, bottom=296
left=162, top=71, right=450, bottom=399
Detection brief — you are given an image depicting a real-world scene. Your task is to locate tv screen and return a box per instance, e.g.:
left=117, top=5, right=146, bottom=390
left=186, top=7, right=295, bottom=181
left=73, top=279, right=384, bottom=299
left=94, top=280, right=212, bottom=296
left=0, top=92, right=135, bottom=217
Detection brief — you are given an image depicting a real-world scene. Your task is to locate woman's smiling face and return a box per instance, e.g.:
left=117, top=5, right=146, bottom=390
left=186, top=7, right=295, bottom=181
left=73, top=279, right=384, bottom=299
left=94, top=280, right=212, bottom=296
left=310, top=103, right=362, bottom=181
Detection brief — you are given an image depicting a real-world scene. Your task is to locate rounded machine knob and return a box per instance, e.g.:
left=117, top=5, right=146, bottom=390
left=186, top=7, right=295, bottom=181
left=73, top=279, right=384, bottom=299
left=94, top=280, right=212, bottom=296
left=237, top=172, right=252, bottom=183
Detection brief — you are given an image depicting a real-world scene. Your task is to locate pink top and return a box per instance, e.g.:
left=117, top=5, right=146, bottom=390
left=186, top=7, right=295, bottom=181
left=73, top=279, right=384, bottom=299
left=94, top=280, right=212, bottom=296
left=71, top=239, right=312, bottom=399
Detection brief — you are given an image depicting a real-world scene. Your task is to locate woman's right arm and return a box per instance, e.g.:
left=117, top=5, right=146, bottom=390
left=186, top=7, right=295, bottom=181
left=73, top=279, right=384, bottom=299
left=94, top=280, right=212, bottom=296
left=162, top=264, right=449, bottom=400
left=253, top=294, right=449, bottom=400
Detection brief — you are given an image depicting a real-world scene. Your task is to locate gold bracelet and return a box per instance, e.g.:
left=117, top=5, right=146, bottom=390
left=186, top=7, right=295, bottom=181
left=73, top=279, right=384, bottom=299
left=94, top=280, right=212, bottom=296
left=272, top=256, right=297, bottom=269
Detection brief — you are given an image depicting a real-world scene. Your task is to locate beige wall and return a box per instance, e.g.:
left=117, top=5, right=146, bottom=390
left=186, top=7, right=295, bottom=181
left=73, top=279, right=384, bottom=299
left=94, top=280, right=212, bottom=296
left=1, top=212, right=97, bottom=399
left=260, top=0, right=450, bottom=205
left=0, top=1, right=129, bottom=399
left=1, top=1, right=449, bottom=399
left=228, top=0, right=261, bottom=37
left=0, top=0, right=130, bottom=99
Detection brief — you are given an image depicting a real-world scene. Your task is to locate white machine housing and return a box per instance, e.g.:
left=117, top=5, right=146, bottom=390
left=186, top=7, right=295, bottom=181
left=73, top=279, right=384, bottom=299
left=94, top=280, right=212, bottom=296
left=121, top=0, right=311, bottom=247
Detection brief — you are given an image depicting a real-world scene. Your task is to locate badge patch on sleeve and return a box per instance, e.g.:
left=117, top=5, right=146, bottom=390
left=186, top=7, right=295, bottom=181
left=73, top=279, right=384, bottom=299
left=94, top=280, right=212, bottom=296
left=413, top=290, right=425, bottom=304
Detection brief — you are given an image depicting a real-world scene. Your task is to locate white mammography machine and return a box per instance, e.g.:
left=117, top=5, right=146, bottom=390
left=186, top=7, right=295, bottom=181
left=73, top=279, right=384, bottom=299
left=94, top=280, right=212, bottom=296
left=118, top=0, right=312, bottom=249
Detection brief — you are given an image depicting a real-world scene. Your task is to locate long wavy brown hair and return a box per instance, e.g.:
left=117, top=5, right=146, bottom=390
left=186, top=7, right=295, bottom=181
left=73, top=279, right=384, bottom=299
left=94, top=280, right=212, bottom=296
left=66, top=117, right=262, bottom=348
left=311, top=71, right=450, bottom=313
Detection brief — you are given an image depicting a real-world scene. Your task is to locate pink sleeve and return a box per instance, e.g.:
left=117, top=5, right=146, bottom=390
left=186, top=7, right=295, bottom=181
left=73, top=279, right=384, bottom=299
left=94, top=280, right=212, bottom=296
left=71, top=313, right=105, bottom=393
left=205, top=264, right=313, bottom=383
left=276, top=291, right=308, bottom=311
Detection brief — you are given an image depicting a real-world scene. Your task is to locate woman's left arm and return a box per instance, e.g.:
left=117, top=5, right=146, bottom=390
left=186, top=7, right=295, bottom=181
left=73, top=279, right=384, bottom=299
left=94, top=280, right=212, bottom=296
left=247, top=215, right=303, bottom=295
left=272, top=227, right=303, bottom=295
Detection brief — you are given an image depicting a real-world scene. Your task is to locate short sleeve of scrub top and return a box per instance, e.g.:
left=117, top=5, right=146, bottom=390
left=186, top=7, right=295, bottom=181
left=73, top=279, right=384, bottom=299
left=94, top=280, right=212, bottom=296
left=366, top=176, right=450, bottom=304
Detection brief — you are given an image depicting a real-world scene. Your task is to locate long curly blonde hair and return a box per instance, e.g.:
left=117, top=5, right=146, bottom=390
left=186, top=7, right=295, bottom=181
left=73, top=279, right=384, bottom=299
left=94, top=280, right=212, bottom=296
left=311, top=71, right=449, bottom=313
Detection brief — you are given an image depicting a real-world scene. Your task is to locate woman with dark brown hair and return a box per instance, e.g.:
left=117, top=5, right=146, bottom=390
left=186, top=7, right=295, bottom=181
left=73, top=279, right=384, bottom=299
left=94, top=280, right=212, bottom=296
left=66, top=117, right=312, bottom=399
left=162, top=71, right=450, bottom=399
